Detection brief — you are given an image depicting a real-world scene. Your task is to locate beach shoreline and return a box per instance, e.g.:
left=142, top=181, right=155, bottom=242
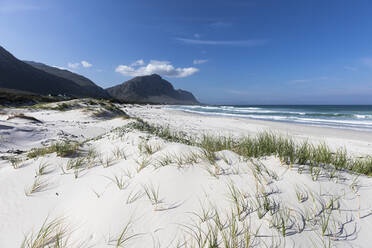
left=125, top=105, right=372, bottom=157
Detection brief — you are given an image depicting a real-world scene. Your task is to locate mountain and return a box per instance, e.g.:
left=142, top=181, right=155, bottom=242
left=25, top=61, right=109, bottom=98
left=106, top=74, right=199, bottom=104
left=0, top=45, right=104, bottom=98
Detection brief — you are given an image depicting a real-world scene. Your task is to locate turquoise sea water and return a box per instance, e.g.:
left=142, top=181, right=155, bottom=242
left=169, top=105, right=372, bottom=132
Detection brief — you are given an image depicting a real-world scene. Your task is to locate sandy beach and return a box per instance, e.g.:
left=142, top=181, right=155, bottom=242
left=126, top=105, right=372, bottom=156
left=1, top=100, right=372, bottom=247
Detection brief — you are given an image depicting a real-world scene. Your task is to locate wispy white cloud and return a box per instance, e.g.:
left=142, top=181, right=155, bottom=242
left=115, top=60, right=198, bottom=78
left=193, top=59, right=208, bottom=65
left=81, top=60, right=92, bottom=68
left=176, top=38, right=268, bottom=46
left=131, top=59, right=144, bottom=66
left=68, top=62, right=80, bottom=69
left=67, top=60, right=93, bottom=69
left=344, top=66, right=357, bottom=71
left=193, top=33, right=201, bottom=38
left=290, top=76, right=329, bottom=83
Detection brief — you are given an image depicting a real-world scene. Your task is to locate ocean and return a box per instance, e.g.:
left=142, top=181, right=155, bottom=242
left=168, top=105, right=372, bottom=132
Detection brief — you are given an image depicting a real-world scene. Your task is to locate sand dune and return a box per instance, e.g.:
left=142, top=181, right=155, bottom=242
left=1, top=100, right=372, bottom=247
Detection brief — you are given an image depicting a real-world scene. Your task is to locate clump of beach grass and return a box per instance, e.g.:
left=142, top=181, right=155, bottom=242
left=182, top=205, right=261, bottom=247
left=66, top=157, right=85, bottom=170
left=155, top=151, right=201, bottom=169
left=91, top=102, right=129, bottom=119
left=55, top=102, right=71, bottom=111
left=7, top=155, right=22, bottom=169
left=270, top=206, right=294, bottom=237
left=155, top=153, right=174, bottom=168
left=107, top=174, right=130, bottom=190
left=227, top=183, right=245, bottom=220
left=200, top=149, right=218, bottom=165
left=28, top=141, right=79, bottom=159
left=126, top=189, right=144, bottom=204
left=128, top=119, right=193, bottom=145
left=134, top=156, right=151, bottom=172
left=191, top=202, right=216, bottom=223
left=101, top=155, right=114, bottom=168
left=32, top=102, right=73, bottom=111
left=294, top=186, right=308, bottom=203
left=138, top=141, right=162, bottom=155
left=143, top=183, right=162, bottom=206
left=35, top=161, right=52, bottom=176
left=351, top=156, right=372, bottom=175
left=108, top=219, right=142, bottom=247
left=199, top=135, right=235, bottom=153
left=24, top=177, right=50, bottom=196
left=21, top=217, right=70, bottom=248
left=112, top=146, right=127, bottom=160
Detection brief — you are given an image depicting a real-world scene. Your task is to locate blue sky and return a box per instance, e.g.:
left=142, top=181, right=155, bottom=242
left=1, top=0, right=372, bottom=104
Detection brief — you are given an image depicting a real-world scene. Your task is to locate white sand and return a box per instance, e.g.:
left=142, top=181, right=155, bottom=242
left=1, top=101, right=372, bottom=247
left=125, top=105, right=372, bottom=156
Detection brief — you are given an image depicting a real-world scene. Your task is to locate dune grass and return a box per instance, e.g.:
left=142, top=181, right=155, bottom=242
left=128, top=118, right=193, bottom=145
left=126, top=189, right=144, bottom=204
left=28, top=141, right=79, bottom=159
left=138, top=141, right=162, bottom=155
left=31, top=102, right=72, bottom=111
left=108, top=219, right=142, bottom=247
left=21, top=217, right=70, bottom=248
left=128, top=118, right=372, bottom=176
left=179, top=163, right=346, bottom=247
left=143, top=183, right=162, bottom=206
left=107, top=174, right=130, bottom=190
left=134, top=156, right=151, bottom=172
left=55, top=102, right=71, bottom=111
left=7, top=155, right=22, bottom=169
left=112, top=146, right=127, bottom=160
left=155, top=151, right=201, bottom=169
left=294, top=186, right=308, bottom=203
left=91, top=102, right=129, bottom=119
left=101, top=155, right=115, bottom=168
left=35, top=161, right=52, bottom=176
left=24, top=177, right=50, bottom=196
left=66, top=157, right=85, bottom=170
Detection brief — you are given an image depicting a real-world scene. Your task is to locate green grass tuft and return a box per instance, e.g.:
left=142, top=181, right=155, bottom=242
left=28, top=141, right=79, bottom=159
left=21, top=217, right=70, bottom=248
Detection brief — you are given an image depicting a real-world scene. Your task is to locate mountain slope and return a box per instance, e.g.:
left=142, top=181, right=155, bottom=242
left=25, top=61, right=110, bottom=98
left=106, top=74, right=199, bottom=104
left=0, top=46, right=97, bottom=97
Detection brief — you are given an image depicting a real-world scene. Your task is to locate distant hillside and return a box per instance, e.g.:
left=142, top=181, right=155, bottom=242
left=25, top=61, right=109, bottom=98
left=106, top=74, right=199, bottom=104
left=0, top=45, right=104, bottom=98
left=0, top=89, right=73, bottom=106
